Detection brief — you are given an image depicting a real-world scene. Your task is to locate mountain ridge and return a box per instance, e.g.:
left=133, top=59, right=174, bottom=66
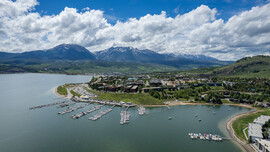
left=0, top=44, right=96, bottom=61
left=1, top=44, right=225, bottom=62
left=0, top=44, right=232, bottom=74
left=187, top=55, right=270, bottom=78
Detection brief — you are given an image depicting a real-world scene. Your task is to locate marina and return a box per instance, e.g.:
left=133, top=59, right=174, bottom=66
left=71, top=105, right=103, bottom=119
left=138, top=105, right=146, bottom=115
left=120, top=107, right=130, bottom=125
left=188, top=133, right=223, bottom=141
left=57, top=104, right=89, bottom=115
left=89, top=105, right=115, bottom=121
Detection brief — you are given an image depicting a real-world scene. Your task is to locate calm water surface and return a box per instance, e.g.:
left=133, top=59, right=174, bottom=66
left=0, top=73, right=250, bottom=152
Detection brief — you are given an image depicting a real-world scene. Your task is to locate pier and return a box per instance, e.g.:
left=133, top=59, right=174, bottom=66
left=29, top=101, right=68, bottom=110
left=72, top=105, right=103, bottom=119
left=89, top=105, right=115, bottom=121
left=188, top=133, right=223, bottom=141
left=57, top=102, right=76, bottom=108
left=120, top=109, right=130, bottom=125
left=58, top=104, right=89, bottom=115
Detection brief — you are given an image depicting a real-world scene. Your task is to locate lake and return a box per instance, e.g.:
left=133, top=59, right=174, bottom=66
left=0, top=73, right=249, bottom=152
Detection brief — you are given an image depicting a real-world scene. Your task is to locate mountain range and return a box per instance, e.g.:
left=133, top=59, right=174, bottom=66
left=0, top=44, right=96, bottom=61
left=0, top=44, right=230, bottom=65
left=0, top=44, right=233, bottom=74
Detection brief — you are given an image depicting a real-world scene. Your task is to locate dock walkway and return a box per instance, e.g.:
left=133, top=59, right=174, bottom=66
left=72, top=105, right=103, bottom=119
left=29, top=101, right=67, bottom=110
left=188, top=133, right=223, bottom=141
left=89, top=105, right=115, bottom=121
left=58, top=104, right=89, bottom=115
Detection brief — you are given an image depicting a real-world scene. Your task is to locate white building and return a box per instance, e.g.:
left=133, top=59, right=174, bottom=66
left=254, top=115, right=270, bottom=126
left=248, top=123, right=263, bottom=142
left=255, top=139, right=270, bottom=152
left=80, top=95, right=89, bottom=100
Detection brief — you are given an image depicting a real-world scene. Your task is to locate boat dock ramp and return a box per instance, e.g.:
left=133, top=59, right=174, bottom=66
left=29, top=101, right=68, bottom=110
left=188, top=133, right=223, bottom=141
left=71, top=105, right=103, bottom=119
left=58, top=104, right=89, bottom=115
left=89, top=105, right=115, bottom=121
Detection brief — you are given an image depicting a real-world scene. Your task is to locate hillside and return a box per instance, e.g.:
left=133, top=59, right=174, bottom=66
left=213, top=55, right=270, bottom=77
left=185, top=55, right=270, bottom=78
left=0, top=60, right=178, bottom=74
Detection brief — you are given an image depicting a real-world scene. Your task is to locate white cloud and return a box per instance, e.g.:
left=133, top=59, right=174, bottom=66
left=0, top=0, right=270, bottom=60
left=0, top=0, right=38, bottom=17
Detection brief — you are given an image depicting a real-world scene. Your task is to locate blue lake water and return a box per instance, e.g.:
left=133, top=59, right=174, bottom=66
left=0, top=73, right=250, bottom=152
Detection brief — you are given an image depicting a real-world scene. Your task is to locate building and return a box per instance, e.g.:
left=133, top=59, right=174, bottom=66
left=255, top=139, right=270, bottom=152
left=248, top=123, right=263, bottom=142
left=131, top=86, right=138, bottom=93
left=80, top=95, right=90, bottom=100
left=254, top=115, right=270, bottom=125
left=149, top=79, right=162, bottom=86
left=142, top=87, right=162, bottom=93
left=127, top=78, right=138, bottom=81
left=248, top=115, right=270, bottom=143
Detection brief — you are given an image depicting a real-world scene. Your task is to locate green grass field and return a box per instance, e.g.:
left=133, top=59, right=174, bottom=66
left=57, top=85, right=67, bottom=96
left=70, top=90, right=81, bottom=97
left=85, top=88, right=164, bottom=105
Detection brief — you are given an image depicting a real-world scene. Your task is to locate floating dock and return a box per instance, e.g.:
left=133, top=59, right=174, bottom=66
left=72, top=105, right=103, bottom=119
left=89, top=105, right=115, bottom=121
left=138, top=105, right=146, bottom=115
left=58, top=104, right=89, bottom=115
left=29, top=101, right=68, bottom=110
left=120, top=110, right=130, bottom=125
left=57, top=102, right=76, bottom=108
left=188, top=133, right=222, bottom=141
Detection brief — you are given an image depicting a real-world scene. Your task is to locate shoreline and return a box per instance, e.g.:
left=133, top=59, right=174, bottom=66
left=144, top=102, right=254, bottom=108
left=226, top=108, right=258, bottom=152
left=54, top=86, right=67, bottom=99
left=54, top=88, right=256, bottom=152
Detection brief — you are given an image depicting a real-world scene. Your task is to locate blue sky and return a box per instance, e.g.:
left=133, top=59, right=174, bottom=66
left=1, top=0, right=270, bottom=60
left=35, top=0, right=269, bottom=23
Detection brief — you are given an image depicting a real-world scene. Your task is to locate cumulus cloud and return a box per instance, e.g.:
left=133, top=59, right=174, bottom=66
left=0, top=0, right=38, bottom=17
left=0, top=0, right=270, bottom=60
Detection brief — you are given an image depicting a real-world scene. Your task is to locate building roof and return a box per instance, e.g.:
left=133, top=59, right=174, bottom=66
left=142, top=87, right=161, bottom=90
left=80, top=95, right=89, bottom=98
left=150, top=79, right=161, bottom=84
left=256, top=139, right=270, bottom=151
left=254, top=115, right=270, bottom=125
left=248, top=123, right=263, bottom=138
left=131, top=86, right=138, bottom=90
